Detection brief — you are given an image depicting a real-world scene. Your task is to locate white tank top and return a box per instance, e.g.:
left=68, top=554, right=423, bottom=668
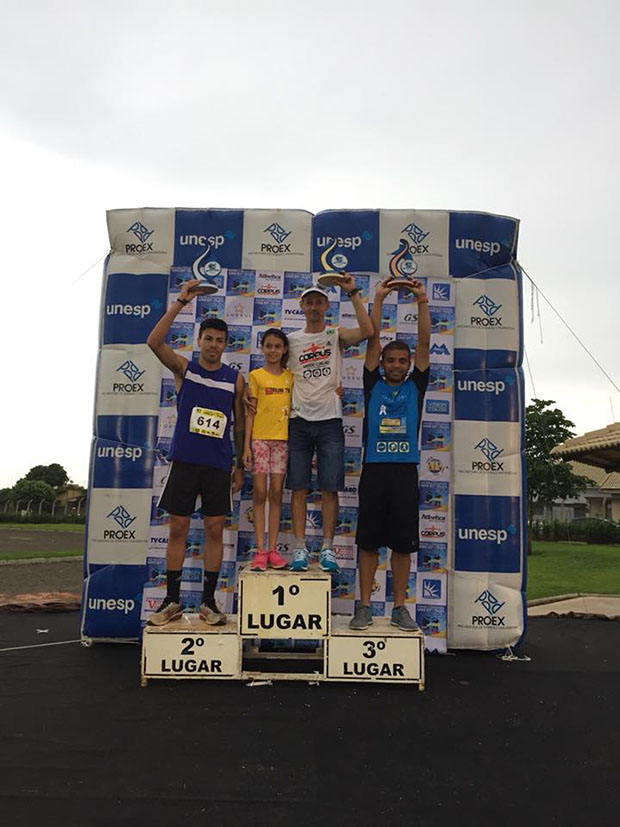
left=287, top=326, right=343, bottom=421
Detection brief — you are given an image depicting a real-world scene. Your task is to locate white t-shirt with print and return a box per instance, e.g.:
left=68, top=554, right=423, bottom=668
left=287, top=326, right=343, bottom=421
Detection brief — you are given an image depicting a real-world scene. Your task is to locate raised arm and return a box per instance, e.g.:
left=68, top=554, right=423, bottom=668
left=412, top=280, right=430, bottom=371
left=232, top=371, right=246, bottom=493
left=337, top=273, right=374, bottom=346
left=146, top=279, right=204, bottom=382
left=365, top=278, right=395, bottom=371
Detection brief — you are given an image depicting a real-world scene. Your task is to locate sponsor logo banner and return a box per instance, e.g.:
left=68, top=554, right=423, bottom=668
left=453, top=421, right=521, bottom=496
left=313, top=210, right=379, bottom=273
left=92, top=439, right=154, bottom=490
left=455, top=277, right=519, bottom=355
left=454, top=494, right=521, bottom=573
left=96, top=345, right=161, bottom=417
left=173, top=209, right=243, bottom=269
left=454, top=368, right=521, bottom=422
left=87, top=489, right=151, bottom=566
left=379, top=210, right=449, bottom=278
left=102, top=273, right=168, bottom=346
left=242, top=210, right=312, bottom=271
left=449, top=212, right=518, bottom=277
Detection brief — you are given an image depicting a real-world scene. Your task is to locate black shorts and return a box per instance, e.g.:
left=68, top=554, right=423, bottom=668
left=355, top=463, right=419, bottom=555
left=158, top=460, right=232, bottom=517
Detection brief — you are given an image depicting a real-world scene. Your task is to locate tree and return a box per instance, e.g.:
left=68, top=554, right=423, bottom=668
left=24, top=463, right=69, bottom=489
left=525, top=399, right=593, bottom=551
left=11, top=479, right=56, bottom=506
left=0, top=487, right=12, bottom=504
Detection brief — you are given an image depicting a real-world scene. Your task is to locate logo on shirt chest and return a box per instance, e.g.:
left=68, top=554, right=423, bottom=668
left=298, top=342, right=332, bottom=364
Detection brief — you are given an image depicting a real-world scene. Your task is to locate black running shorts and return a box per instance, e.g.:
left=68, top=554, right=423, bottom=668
left=355, top=463, right=419, bottom=555
left=158, top=460, right=232, bottom=517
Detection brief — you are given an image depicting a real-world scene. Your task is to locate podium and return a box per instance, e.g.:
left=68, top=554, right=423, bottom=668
left=141, top=566, right=425, bottom=689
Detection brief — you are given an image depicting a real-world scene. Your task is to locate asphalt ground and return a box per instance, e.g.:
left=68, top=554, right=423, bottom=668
left=0, top=527, right=83, bottom=558
left=0, top=614, right=618, bottom=826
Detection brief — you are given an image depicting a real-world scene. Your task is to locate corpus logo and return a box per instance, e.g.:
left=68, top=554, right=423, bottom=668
left=116, top=360, right=145, bottom=383
left=475, top=438, right=504, bottom=462
left=475, top=589, right=505, bottom=615
left=264, top=222, right=291, bottom=244
left=473, top=294, right=502, bottom=318
left=106, top=505, right=136, bottom=529
left=127, top=222, right=153, bottom=244
left=422, top=579, right=442, bottom=600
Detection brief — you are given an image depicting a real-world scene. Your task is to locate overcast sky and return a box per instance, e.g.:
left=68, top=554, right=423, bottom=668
left=1, top=0, right=619, bottom=487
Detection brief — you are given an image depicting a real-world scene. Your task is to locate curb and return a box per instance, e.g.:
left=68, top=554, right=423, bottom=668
left=528, top=593, right=620, bottom=606
left=0, top=556, right=82, bottom=566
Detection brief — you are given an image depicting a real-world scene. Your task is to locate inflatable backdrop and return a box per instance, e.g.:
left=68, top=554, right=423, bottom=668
left=81, top=208, right=526, bottom=653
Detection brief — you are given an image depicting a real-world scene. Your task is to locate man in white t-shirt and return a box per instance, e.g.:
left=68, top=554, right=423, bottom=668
left=286, top=277, right=373, bottom=573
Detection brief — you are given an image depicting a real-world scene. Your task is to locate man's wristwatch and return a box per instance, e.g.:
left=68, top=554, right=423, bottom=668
left=346, top=287, right=360, bottom=298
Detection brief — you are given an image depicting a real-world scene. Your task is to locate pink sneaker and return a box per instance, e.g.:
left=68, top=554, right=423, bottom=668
left=250, top=550, right=268, bottom=572
left=268, top=548, right=288, bottom=569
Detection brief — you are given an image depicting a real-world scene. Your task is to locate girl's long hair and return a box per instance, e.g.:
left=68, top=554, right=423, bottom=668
left=261, top=327, right=289, bottom=367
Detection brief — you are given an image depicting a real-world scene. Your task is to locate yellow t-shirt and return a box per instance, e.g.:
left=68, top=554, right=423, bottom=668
left=249, top=368, right=293, bottom=440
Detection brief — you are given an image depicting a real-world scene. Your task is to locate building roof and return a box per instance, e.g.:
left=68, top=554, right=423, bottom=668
left=551, top=422, right=620, bottom=472
left=570, top=461, right=620, bottom=492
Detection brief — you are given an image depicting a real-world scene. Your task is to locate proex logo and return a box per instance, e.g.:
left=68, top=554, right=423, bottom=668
left=105, top=505, right=137, bottom=539
left=471, top=294, right=503, bottom=326
left=114, top=359, right=145, bottom=392
left=473, top=437, right=505, bottom=471
left=262, top=222, right=292, bottom=254
left=473, top=589, right=506, bottom=626
left=403, top=221, right=430, bottom=248
left=126, top=221, right=154, bottom=253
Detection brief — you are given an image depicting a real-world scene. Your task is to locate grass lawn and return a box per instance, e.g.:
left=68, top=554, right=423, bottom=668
left=528, top=541, right=620, bottom=600
left=0, top=523, right=84, bottom=532
left=0, top=549, right=82, bottom=561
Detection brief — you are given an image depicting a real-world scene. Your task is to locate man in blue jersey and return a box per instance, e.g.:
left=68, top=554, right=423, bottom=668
left=146, top=279, right=245, bottom=627
left=350, top=277, right=430, bottom=632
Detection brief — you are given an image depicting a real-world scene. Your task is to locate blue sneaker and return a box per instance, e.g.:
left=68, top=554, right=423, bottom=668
left=319, top=548, right=340, bottom=573
left=290, top=548, right=309, bottom=572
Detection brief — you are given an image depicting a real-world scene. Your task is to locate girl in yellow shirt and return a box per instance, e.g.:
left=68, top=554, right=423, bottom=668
left=243, top=328, right=293, bottom=571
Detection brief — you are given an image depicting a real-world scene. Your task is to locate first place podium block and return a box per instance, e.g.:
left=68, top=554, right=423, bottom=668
left=238, top=565, right=331, bottom=639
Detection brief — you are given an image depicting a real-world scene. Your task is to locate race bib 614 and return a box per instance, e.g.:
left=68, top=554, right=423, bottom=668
left=189, top=407, right=226, bottom=438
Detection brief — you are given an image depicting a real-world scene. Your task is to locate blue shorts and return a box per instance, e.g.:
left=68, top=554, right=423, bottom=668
left=286, top=417, right=345, bottom=492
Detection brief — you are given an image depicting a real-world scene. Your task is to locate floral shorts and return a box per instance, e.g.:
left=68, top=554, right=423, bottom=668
left=251, top=439, right=288, bottom=475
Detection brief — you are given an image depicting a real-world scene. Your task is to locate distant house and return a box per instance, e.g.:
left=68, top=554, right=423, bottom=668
left=530, top=461, right=620, bottom=522
left=55, top=485, right=86, bottom=512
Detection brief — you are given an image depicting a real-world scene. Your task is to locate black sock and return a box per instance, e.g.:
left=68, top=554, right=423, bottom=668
left=166, top=569, right=182, bottom=603
left=202, top=570, right=220, bottom=605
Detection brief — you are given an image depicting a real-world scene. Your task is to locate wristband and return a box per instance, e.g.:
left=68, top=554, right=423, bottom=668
left=176, top=297, right=189, bottom=306
left=346, top=287, right=361, bottom=298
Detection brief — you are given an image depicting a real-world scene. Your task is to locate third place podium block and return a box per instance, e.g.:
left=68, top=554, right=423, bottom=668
left=238, top=565, right=331, bottom=638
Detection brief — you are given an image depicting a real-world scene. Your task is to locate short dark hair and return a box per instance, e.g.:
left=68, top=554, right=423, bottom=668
left=381, top=339, right=412, bottom=360
left=198, top=317, right=228, bottom=337
left=260, top=328, right=289, bottom=367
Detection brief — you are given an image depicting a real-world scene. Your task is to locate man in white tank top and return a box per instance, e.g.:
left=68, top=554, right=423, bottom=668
left=286, top=277, right=373, bottom=573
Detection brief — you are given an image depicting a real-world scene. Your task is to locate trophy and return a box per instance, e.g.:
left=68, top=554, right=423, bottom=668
left=190, top=247, right=220, bottom=295
left=386, top=238, right=419, bottom=292
left=316, top=237, right=350, bottom=288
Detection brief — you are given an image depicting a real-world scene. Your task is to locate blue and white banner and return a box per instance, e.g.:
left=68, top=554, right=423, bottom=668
left=82, top=207, right=525, bottom=652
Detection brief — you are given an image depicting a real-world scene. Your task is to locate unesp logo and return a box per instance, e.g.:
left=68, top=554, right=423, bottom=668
left=472, top=589, right=506, bottom=626
left=107, top=505, right=136, bottom=529
left=456, top=374, right=514, bottom=396
left=317, top=231, right=372, bottom=271
left=473, top=294, right=502, bottom=317
left=116, top=360, right=145, bottom=383
left=457, top=523, right=517, bottom=544
left=127, top=222, right=153, bottom=244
